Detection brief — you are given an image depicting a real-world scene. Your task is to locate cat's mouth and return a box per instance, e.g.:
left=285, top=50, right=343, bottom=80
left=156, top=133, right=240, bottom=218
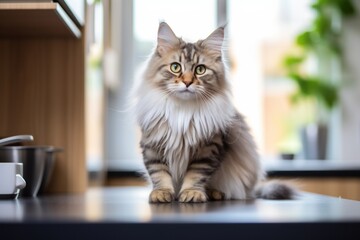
left=178, top=89, right=196, bottom=96
left=179, top=89, right=193, bottom=93
left=174, top=88, right=196, bottom=99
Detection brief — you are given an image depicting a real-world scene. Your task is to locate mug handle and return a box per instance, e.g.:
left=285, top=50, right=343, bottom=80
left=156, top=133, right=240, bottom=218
left=15, top=174, right=26, bottom=190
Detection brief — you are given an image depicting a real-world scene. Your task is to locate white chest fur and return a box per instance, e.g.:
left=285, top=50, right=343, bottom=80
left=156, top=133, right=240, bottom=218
left=135, top=88, right=234, bottom=183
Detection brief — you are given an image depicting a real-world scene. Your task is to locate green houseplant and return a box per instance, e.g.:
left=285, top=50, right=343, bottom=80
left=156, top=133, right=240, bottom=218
left=283, top=0, right=357, bottom=159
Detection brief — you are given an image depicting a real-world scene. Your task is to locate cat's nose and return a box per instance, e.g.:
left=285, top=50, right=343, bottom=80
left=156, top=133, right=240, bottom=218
left=182, top=80, right=193, bottom=88
left=182, top=73, right=193, bottom=88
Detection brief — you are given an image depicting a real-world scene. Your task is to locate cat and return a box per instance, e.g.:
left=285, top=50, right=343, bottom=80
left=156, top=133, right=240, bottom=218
left=133, top=22, right=296, bottom=203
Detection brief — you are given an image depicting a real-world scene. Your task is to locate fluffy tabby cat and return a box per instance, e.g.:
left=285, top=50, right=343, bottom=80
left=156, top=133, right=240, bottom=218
left=133, top=22, right=295, bottom=203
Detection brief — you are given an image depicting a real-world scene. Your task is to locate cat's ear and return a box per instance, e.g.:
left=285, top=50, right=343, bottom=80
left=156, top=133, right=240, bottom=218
left=202, top=27, right=224, bottom=54
left=157, top=22, right=179, bottom=55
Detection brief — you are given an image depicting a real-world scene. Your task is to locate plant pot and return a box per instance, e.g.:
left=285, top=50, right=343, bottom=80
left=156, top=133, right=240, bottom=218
left=300, top=123, right=328, bottom=160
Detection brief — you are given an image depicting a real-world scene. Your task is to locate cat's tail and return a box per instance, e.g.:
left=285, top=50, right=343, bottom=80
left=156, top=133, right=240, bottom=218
left=255, top=180, right=298, bottom=200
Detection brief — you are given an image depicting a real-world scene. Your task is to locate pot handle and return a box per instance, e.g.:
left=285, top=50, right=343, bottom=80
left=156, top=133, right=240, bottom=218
left=0, top=135, right=34, bottom=146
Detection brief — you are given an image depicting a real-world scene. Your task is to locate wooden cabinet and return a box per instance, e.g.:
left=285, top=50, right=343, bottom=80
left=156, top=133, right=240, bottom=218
left=0, top=2, right=87, bottom=193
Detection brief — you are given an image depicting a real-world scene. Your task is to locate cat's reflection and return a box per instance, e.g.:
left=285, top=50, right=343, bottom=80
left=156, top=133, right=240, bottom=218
left=178, top=203, right=207, bottom=213
left=150, top=202, right=207, bottom=214
left=150, top=200, right=239, bottom=215
left=150, top=199, right=255, bottom=216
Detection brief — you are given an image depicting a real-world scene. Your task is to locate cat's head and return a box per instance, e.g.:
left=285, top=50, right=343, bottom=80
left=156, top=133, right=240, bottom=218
left=144, top=22, right=228, bottom=101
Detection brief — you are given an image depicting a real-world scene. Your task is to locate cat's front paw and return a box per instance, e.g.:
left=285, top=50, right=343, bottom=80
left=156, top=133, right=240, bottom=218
left=149, top=189, right=174, bottom=203
left=178, top=189, right=207, bottom=203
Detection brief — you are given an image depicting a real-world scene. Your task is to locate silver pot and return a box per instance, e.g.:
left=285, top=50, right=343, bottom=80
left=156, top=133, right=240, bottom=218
left=38, top=147, right=62, bottom=195
left=0, top=146, right=62, bottom=197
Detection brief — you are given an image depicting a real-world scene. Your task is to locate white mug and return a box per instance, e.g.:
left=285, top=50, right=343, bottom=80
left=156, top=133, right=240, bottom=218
left=0, top=163, right=26, bottom=198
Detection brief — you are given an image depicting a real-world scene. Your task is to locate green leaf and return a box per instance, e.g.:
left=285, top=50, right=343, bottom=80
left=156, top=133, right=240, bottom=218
left=335, top=0, right=356, bottom=16
left=318, top=82, right=339, bottom=109
left=287, top=73, right=339, bottom=110
left=296, top=31, right=315, bottom=48
left=283, top=55, right=305, bottom=70
left=314, top=15, right=332, bottom=38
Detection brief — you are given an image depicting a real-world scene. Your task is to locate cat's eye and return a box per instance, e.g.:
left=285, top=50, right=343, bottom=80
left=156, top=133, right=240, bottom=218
left=195, top=65, right=206, bottom=75
left=170, top=62, right=182, bottom=73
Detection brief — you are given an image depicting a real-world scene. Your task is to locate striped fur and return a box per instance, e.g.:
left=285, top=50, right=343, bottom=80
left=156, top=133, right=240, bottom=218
left=133, top=22, right=294, bottom=203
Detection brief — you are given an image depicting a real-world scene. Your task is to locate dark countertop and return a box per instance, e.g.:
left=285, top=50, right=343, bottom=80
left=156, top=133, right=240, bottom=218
left=1, top=187, right=360, bottom=239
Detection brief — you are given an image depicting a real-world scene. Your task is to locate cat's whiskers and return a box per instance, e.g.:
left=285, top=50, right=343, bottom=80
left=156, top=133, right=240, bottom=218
left=157, top=83, right=180, bottom=100
left=196, top=88, right=217, bottom=105
left=159, top=89, right=173, bottom=99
